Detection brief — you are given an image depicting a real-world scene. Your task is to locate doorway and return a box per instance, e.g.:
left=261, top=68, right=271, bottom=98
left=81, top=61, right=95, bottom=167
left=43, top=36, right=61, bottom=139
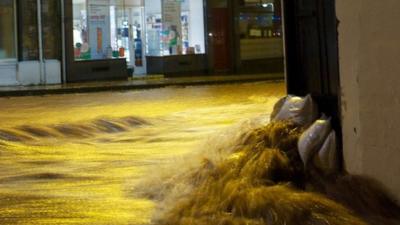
left=126, top=6, right=146, bottom=75
left=282, top=0, right=341, bottom=167
left=211, top=8, right=230, bottom=72
left=17, top=0, right=62, bottom=85
left=283, top=0, right=340, bottom=120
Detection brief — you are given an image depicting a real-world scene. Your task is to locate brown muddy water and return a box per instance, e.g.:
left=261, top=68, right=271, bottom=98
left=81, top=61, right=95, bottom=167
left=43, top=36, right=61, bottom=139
left=0, top=82, right=285, bottom=225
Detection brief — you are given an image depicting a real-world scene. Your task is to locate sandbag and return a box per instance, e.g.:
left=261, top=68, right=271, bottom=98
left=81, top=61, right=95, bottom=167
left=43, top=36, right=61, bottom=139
left=313, top=130, right=338, bottom=174
left=272, top=94, right=318, bottom=126
left=270, top=96, right=287, bottom=121
left=297, top=117, right=331, bottom=167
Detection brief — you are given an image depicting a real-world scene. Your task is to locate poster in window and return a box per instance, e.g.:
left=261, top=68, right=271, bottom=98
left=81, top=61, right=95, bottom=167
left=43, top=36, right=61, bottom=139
left=88, top=0, right=110, bottom=59
left=162, top=0, right=182, bottom=54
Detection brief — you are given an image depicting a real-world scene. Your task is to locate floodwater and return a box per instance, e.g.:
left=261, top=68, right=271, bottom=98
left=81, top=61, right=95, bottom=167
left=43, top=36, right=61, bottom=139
left=0, top=82, right=285, bottom=225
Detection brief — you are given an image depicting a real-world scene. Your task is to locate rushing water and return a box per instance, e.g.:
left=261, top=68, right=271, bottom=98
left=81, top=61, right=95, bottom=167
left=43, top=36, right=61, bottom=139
left=0, top=82, right=285, bottom=225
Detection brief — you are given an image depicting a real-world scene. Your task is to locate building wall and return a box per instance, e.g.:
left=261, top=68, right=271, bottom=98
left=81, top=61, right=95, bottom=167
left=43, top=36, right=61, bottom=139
left=337, top=0, right=400, bottom=201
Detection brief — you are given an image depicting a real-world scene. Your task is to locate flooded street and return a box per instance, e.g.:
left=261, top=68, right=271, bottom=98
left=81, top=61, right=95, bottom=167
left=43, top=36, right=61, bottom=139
left=0, top=82, right=285, bottom=225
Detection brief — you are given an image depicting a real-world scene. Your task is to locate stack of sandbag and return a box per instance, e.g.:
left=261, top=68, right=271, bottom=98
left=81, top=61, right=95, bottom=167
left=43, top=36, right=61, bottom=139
left=271, top=94, right=339, bottom=175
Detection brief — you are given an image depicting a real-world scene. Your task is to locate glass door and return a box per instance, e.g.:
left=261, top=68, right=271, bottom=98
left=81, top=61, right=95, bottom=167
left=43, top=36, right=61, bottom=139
left=41, top=0, right=62, bottom=60
left=17, top=0, right=62, bottom=84
left=18, top=0, right=39, bottom=61
left=127, top=6, right=146, bottom=75
left=41, top=0, right=62, bottom=83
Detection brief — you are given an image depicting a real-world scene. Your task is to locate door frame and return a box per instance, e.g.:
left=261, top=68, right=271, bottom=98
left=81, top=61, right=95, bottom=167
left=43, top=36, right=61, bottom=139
left=282, top=0, right=340, bottom=122
left=36, top=0, right=45, bottom=83
left=282, top=0, right=342, bottom=169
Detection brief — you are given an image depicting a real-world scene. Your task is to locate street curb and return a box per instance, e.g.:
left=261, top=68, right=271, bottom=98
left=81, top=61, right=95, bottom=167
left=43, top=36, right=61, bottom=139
left=0, top=76, right=284, bottom=97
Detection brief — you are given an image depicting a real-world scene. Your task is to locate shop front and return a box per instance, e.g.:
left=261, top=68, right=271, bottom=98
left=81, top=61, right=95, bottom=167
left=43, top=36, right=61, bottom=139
left=0, top=0, right=62, bottom=86
left=66, top=0, right=207, bottom=82
left=0, top=0, right=207, bottom=86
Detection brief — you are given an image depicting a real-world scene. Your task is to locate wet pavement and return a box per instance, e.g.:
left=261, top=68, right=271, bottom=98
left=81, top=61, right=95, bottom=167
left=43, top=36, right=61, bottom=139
left=0, top=74, right=283, bottom=97
left=0, top=81, right=285, bottom=224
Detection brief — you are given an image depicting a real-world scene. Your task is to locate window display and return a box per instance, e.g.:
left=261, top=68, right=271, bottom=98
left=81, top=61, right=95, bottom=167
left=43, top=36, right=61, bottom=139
left=73, top=0, right=125, bottom=61
left=145, top=0, right=162, bottom=56
left=162, top=0, right=182, bottom=55
left=145, top=15, right=162, bottom=56
left=0, top=0, right=16, bottom=60
left=184, top=0, right=205, bottom=55
left=73, top=0, right=88, bottom=60
left=144, top=0, right=205, bottom=56
left=72, top=0, right=206, bottom=64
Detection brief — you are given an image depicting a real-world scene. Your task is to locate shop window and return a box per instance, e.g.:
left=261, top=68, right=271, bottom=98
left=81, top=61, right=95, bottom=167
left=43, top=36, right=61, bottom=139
left=179, top=0, right=205, bottom=56
left=18, top=0, right=40, bottom=61
left=73, top=0, right=126, bottom=61
left=42, top=0, right=62, bottom=60
left=72, top=0, right=205, bottom=61
left=145, top=0, right=162, bottom=56
left=0, top=0, right=16, bottom=60
left=239, top=0, right=284, bottom=60
left=145, top=0, right=206, bottom=56
left=239, top=12, right=281, bottom=39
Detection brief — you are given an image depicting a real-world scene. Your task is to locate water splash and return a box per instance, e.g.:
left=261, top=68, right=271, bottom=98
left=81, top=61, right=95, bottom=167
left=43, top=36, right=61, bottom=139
left=136, top=120, right=400, bottom=225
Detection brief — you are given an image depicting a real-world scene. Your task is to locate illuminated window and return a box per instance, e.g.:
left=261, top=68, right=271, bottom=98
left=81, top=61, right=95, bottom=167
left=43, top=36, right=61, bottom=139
left=145, top=0, right=206, bottom=56
left=73, top=0, right=126, bottom=61
left=72, top=0, right=206, bottom=61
